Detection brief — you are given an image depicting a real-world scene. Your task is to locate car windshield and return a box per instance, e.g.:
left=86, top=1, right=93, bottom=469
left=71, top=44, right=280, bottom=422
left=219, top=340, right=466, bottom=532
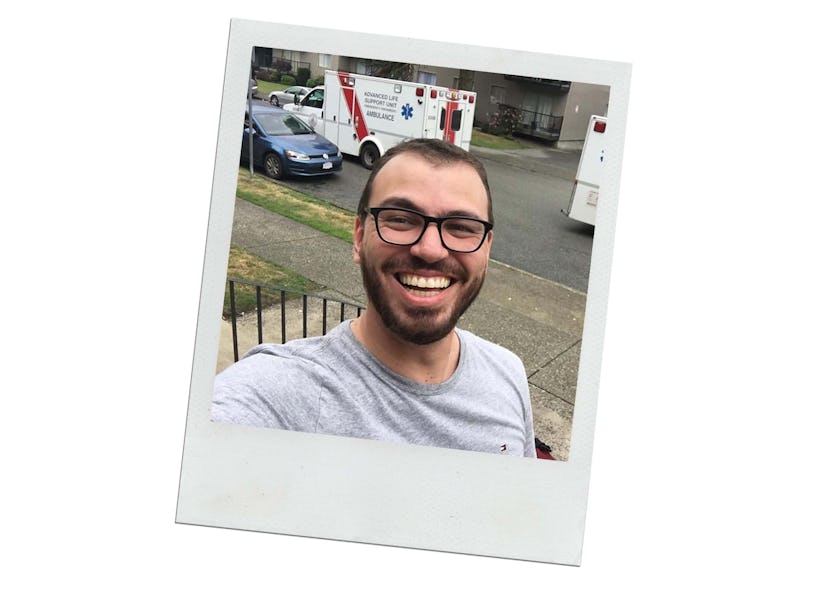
left=255, top=112, right=313, bottom=136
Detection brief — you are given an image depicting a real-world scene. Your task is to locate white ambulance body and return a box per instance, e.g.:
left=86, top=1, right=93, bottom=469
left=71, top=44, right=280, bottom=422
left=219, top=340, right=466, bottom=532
left=283, top=70, right=477, bottom=168
left=563, top=115, right=608, bottom=226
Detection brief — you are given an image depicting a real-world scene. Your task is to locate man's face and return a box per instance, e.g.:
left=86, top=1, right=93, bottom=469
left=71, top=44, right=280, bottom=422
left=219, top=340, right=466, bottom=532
left=353, top=152, right=493, bottom=345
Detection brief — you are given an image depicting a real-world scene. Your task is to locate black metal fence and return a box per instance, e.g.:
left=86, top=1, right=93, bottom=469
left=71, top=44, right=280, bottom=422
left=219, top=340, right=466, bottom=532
left=226, top=278, right=365, bottom=363
left=516, top=111, right=564, bottom=140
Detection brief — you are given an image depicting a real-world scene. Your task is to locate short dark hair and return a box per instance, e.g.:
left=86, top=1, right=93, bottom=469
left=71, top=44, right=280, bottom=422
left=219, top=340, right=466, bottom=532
left=357, top=139, right=493, bottom=224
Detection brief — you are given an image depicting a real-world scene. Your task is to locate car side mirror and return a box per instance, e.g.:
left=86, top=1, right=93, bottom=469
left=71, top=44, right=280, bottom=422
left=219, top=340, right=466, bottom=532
left=294, top=93, right=300, bottom=105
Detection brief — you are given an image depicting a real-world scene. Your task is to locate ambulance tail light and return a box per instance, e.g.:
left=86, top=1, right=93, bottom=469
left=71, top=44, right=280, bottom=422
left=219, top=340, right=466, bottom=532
left=594, top=120, right=606, bottom=133
left=468, top=95, right=475, bottom=104
left=431, top=89, right=437, bottom=99
left=416, top=87, right=424, bottom=97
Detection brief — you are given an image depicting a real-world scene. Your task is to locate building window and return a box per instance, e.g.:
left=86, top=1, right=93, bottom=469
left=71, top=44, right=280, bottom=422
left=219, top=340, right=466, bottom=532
left=490, top=85, right=506, bottom=105
left=417, top=70, right=437, bottom=85
left=319, top=54, right=333, bottom=69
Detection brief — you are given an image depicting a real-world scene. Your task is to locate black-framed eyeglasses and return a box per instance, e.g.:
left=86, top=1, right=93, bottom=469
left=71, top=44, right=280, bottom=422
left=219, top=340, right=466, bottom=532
left=367, top=207, right=493, bottom=253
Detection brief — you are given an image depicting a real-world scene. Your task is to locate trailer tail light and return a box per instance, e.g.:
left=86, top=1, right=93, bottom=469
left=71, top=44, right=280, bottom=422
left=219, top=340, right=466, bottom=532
left=416, top=87, right=424, bottom=97
left=594, top=121, right=606, bottom=133
left=431, top=89, right=437, bottom=99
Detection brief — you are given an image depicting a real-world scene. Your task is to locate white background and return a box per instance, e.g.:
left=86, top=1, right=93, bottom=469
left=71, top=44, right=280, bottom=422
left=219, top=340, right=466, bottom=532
left=3, top=2, right=826, bottom=587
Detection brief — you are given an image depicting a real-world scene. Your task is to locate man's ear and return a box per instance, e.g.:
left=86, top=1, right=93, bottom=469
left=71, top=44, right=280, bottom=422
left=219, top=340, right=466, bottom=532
left=483, top=229, right=494, bottom=252
left=353, top=216, right=365, bottom=264
left=483, top=230, right=493, bottom=272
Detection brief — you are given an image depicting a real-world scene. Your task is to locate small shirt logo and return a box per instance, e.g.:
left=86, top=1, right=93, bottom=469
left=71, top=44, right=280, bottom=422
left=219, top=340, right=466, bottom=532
left=500, top=444, right=507, bottom=453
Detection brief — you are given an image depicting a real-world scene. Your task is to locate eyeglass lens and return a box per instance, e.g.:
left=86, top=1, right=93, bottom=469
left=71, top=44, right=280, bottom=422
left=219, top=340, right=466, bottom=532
left=375, top=208, right=487, bottom=252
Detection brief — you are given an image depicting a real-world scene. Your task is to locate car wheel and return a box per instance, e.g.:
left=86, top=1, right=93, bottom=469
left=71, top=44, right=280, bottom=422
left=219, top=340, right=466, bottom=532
left=269, top=95, right=280, bottom=106
left=359, top=143, right=380, bottom=169
left=264, top=153, right=284, bottom=179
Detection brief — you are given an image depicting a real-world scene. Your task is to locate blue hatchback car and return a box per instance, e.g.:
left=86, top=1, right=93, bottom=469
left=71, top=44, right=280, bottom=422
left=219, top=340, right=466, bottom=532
left=241, top=104, right=342, bottom=179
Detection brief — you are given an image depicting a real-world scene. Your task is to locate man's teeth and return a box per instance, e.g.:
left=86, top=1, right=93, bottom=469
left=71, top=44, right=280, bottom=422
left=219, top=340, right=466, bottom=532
left=399, top=274, right=451, bottom=289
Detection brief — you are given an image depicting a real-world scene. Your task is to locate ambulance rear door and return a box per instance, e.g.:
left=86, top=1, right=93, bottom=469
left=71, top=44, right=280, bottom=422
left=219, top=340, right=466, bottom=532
left=434, top=90, right=475, bottom=149
left=563, top=115, right=607, bottom=226
left=327, top=71, right=364, bottom=157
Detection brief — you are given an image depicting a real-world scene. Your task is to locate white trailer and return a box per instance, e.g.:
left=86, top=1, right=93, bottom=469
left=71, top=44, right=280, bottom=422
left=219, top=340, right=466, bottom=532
left=562, top=115, right=608, bottom=226
left=283, top=70, right=477, bottom=168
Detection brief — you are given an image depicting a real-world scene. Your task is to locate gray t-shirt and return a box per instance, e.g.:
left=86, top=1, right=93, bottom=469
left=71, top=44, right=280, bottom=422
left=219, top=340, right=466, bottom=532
left=212, top=321, right=535, bottom=457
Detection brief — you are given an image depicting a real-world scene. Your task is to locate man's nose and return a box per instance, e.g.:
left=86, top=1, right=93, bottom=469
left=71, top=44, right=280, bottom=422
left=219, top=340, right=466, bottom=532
left=409, top=222, right=449, bottom=262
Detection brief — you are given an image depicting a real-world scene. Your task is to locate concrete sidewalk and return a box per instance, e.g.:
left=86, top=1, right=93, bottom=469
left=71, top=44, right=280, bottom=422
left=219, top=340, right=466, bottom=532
left=222, top=197, right=586, bottom=460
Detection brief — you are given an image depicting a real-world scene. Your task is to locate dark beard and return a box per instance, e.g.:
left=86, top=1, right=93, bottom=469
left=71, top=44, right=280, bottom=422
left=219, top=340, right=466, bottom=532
left=360, top=256, right=485, bottom=345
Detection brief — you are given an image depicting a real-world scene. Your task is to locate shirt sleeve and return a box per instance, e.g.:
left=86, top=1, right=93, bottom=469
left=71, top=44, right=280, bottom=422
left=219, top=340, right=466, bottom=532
left=211, top=350, right=323, bottom=433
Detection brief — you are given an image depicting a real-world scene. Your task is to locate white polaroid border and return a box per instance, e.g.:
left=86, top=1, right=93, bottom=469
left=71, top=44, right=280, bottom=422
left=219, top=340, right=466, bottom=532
left=177, top=19, right=630, bottom=565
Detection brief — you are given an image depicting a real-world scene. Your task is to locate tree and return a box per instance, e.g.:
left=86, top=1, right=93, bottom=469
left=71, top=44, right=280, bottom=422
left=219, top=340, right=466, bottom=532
left=367, top=61, right=414, bottom=81
left=457, top=69, right=475, bottom=91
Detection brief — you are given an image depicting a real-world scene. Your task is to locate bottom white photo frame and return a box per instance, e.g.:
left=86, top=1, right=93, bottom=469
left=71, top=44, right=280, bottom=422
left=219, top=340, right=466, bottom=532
left=177, top=19, right=630, bottom=565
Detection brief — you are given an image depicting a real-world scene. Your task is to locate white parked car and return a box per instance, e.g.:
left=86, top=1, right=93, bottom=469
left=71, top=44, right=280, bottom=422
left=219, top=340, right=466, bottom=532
left=268, top=85, right=311, bottom=107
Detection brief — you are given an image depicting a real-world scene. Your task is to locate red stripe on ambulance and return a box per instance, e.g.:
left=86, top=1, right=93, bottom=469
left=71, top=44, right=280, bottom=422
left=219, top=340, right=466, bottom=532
left=443, top=94, right=459, bottom=145
left=337, top=72, right=369, bottom=141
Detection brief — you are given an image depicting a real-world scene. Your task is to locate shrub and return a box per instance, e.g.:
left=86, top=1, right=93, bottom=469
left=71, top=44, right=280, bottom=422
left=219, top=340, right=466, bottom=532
left=296, top=67, right=311, bottom=86
left=488, top=104, right=522, bottom=136
left=275, top=58, right=292, bottom=74
left=307, top=75, right=324, bottom=87
left=281, top=75, right=296, bottom=86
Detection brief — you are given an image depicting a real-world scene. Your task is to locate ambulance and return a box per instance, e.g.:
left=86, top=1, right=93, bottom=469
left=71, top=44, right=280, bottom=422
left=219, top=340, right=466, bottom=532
left=283, top=70, right=477, bottom=168
left=562, top=115, right=607, bottom=226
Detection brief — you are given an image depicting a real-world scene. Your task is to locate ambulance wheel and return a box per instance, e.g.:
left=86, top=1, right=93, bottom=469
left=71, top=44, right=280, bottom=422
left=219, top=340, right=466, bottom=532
left=359, top=143, right=380, bottom=169
left=264, top=153, right=284, bottom=179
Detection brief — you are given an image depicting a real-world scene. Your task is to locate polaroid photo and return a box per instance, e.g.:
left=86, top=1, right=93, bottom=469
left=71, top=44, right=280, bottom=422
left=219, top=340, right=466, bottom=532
left=177, top=18, right=630, bottom=565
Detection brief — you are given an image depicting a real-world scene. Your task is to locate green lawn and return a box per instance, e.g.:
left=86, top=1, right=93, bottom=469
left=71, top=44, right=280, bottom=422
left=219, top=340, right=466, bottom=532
left=223, top=245, right=323, bottom=317
left=254, top=79, right=285, bottom=97
left=225, top=168, right=353, bottom=316
left=235, top=168, right=355, bottom=243
left=470, top=129, right=526, bottom=150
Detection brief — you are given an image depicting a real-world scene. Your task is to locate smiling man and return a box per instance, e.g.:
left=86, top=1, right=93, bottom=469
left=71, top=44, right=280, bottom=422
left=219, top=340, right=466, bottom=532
left=212, top=139, right=536, bottom=457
